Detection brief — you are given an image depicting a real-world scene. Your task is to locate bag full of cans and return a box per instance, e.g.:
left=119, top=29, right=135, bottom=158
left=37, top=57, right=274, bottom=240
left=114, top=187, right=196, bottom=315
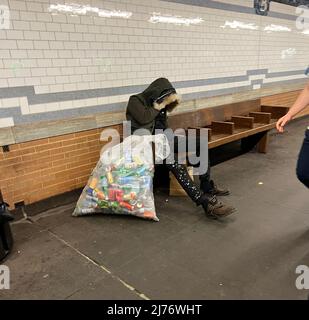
left=73, top=134, right=170, bottom=221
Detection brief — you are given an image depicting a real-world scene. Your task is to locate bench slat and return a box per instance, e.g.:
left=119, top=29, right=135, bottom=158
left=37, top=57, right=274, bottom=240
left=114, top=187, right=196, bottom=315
left=208, top=121, right=276, bottom=149
left=211, top=121, right=234, bottom=135
left=231, top=116, right=254, bottom=129
left=249, top=111, right=271, bottom=124
left=260, top=105, right=289, bottom=119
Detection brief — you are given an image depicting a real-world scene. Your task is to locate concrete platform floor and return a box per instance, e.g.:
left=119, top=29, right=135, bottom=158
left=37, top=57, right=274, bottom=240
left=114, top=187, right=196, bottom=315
left=1, top=117, right=309, bottom=300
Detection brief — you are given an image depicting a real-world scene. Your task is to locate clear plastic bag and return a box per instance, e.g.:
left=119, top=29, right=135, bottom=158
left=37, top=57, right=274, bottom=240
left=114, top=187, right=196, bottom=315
left=73, top=134, right=169, bottom=221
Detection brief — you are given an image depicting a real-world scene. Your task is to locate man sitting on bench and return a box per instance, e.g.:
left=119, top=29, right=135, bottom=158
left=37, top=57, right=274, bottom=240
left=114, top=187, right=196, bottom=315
left=126, top=77, right=236, bottom=219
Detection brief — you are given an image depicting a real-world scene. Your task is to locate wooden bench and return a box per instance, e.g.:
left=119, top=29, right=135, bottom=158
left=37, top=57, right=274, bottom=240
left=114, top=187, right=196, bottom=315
left=168, top=99, right=290, bottom=154
left=167, top=99, right=291, bottom=195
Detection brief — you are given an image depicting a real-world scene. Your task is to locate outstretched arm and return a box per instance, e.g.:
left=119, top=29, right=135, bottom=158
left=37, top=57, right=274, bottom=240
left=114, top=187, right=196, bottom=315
left=276, top=81, right=309, bottom=132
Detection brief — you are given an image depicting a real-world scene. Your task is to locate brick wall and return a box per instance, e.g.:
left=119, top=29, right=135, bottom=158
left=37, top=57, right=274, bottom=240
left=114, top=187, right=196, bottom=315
left=0, top=124, right=121, bottom=209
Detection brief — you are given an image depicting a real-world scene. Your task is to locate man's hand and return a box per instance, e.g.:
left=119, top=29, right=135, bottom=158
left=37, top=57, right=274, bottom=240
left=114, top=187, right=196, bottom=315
left=276, top=114, right=292, bottom=133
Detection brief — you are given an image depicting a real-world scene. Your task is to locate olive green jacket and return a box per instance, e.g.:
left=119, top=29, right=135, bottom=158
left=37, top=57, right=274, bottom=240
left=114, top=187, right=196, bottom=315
left=126, top=78, right=178, bottom=133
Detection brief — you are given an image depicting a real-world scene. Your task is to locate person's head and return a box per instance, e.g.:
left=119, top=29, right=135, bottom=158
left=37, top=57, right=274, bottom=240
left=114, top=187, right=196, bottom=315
left=153, top=88, right=181, bottom=112
left=142, top=78, right=181, bottom=112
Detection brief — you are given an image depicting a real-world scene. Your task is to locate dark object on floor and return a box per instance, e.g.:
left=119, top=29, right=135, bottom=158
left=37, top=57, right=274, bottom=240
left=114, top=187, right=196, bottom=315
left=0, top=191, right=14, bottom=262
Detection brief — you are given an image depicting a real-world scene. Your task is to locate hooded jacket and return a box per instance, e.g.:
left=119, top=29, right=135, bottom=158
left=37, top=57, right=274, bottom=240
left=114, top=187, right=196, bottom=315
left=126, top=78, right=181, bottom=134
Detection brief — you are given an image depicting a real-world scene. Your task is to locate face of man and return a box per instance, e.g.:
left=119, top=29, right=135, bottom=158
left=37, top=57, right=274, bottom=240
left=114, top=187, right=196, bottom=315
left=165, top=100, right=179, bottom=112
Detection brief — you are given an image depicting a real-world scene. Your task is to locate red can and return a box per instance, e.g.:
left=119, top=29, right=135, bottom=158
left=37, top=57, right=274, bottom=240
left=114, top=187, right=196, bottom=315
left=108, top=189, right=117, bottom=201
left=119, top=201, right=134, bottom=211
left=115, top=190, right=124, bottom=202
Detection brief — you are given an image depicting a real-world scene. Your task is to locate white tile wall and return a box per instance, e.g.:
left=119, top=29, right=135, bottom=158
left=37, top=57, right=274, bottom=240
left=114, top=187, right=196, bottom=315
left=0, top=0, right=308, bottom=130
left=0, top=117, right=14, bottom=128
left=0, top=97, right=19, bottom=108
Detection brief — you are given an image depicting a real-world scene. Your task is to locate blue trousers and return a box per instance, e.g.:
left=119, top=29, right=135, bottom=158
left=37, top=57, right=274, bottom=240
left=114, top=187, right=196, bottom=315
left=296, top=129, right=309, bottom=188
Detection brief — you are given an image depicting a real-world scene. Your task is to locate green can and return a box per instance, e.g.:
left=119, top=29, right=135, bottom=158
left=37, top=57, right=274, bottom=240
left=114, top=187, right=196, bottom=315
left=98, top=200, right=109, bottom=209
left=109, top=201, right=119, bottom=209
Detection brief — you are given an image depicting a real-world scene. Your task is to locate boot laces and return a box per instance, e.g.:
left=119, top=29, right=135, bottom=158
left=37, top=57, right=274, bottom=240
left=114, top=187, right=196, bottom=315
left=209, top=196, right=223, bottom=208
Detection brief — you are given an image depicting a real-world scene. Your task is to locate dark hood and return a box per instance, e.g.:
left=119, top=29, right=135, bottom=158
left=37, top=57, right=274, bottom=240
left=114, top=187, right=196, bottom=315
left=126, top=78, right=181, bottom=133
left=140, top=78, right=176, bottom=106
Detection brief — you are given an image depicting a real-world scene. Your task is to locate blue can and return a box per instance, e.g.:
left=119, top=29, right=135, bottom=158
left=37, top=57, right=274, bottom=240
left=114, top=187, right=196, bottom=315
left=135, top=166, right=147, bottom=176
left=118, top=176, right=139, bottom=185
left=85, top=195, right=99, bottom=203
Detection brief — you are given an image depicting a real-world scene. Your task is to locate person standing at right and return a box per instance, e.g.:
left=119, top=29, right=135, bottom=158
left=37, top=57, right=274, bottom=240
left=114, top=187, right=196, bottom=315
left=276, top=81, right=309, bottom=188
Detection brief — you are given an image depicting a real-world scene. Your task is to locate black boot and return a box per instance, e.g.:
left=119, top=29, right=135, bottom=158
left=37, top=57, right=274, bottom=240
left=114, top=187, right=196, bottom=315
left=167, top=163, right=235, bottom=219
left=201, top=195, right=235, bottom=219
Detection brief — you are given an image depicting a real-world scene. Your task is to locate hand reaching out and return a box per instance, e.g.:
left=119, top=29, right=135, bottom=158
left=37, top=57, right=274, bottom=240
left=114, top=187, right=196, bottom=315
left=276, top=114, right=292, bottom=133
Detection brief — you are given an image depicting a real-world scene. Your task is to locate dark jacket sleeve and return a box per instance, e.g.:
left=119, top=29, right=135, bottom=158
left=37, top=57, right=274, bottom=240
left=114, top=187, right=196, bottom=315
left=127, top=96, right=159, bottom=125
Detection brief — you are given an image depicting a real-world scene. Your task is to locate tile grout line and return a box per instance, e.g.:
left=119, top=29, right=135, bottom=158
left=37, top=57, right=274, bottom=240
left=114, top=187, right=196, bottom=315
left=26, top=216, right=150, bottom=300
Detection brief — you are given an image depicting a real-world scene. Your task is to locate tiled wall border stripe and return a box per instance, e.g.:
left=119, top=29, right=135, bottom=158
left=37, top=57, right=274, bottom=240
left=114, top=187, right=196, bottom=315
left=0, top=68, right=307, bottom=128
left=265, top=70, right=304, bottom=78
left=162, top=0, right=298, bottom=21
left=0, top=68, right=305, bottom=105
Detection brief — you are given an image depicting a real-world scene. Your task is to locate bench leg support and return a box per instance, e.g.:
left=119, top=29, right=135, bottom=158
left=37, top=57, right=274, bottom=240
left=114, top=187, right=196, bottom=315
left=257, top=131, right=269, bottom=154
left=241, top=131, right=269, bottom=154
